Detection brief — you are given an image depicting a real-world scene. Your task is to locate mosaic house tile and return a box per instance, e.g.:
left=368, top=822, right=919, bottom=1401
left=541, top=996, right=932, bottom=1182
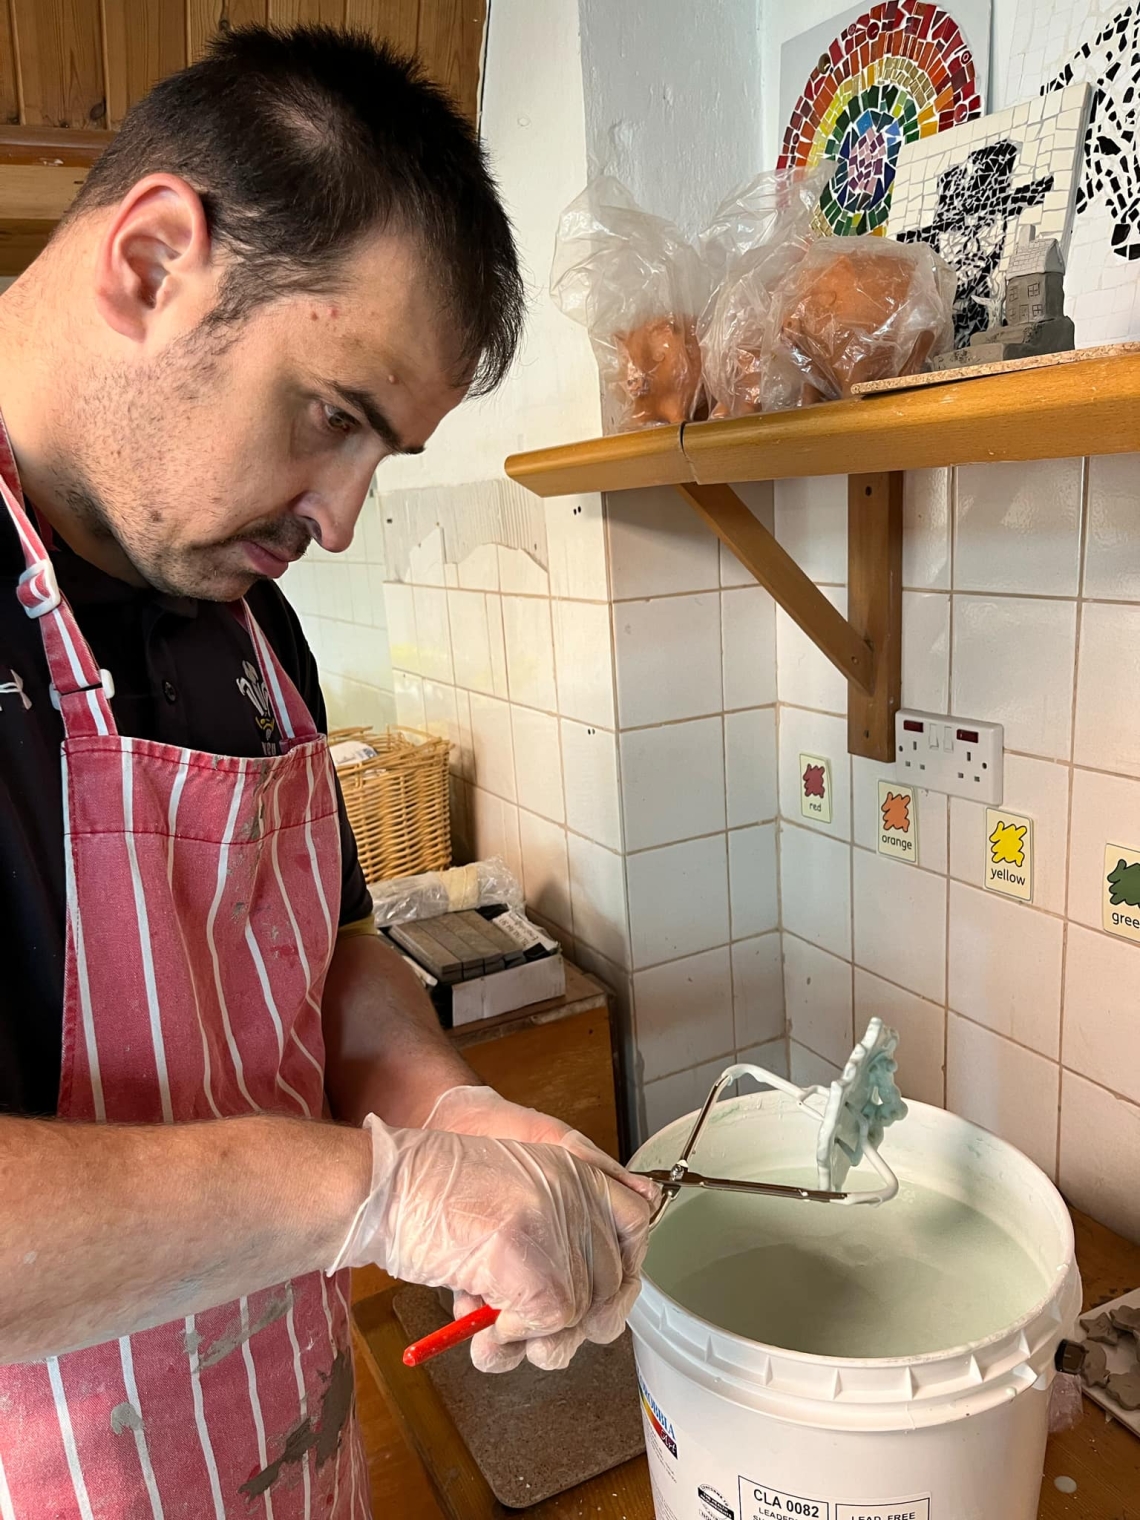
left=887, top=82, right=1092, bottom=346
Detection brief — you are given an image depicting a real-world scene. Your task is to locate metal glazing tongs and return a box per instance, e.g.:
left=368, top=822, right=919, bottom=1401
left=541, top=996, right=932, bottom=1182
left=631, top=1019, right=906, bottom=1232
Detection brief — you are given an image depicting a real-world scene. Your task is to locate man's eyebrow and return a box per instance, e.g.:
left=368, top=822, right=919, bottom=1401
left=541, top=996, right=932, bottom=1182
left=330, top=382, right=425, bottom=456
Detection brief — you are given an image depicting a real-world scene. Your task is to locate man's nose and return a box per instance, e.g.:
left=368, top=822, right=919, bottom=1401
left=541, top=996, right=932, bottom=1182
left=292, top=461, right=377, bottom=554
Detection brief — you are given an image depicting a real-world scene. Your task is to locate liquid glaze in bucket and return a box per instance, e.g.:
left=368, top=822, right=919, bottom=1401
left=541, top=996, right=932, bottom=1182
left=628, top=1091, right=1081, bottom=1520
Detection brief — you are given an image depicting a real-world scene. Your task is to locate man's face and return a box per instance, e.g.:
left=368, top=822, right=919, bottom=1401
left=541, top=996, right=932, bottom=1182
left=67, top=233, right=466, bottom=600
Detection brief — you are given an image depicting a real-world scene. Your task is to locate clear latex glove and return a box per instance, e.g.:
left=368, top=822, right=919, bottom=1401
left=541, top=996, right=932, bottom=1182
left=331, top=1115, right=652, bottom=1374
left=425, top=1084, right=659, bottom=1206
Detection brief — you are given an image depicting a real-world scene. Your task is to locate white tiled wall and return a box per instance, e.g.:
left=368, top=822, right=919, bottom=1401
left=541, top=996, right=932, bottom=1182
left=609, top=481, right=785, bottom=1137
left=379, top=478, right=618, bottom=973
left=772, top=453, right=1140, bottom=1244
left=296, top=431, right=1140, bottom=1241
left=284, top=479, right=397, bottom=732
left=381, top=477, right=788, bottom=1144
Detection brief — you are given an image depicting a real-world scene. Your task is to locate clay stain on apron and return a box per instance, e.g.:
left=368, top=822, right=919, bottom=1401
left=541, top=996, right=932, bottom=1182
left=239, top=1348, right=355, bottom=1500
left=193, top=1285, right=293, bottom=1371
left=110, top=1401, right=143, bottom=1436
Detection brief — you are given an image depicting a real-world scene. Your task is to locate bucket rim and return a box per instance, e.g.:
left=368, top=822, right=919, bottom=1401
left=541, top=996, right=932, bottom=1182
left=630, top=1091, right=1077, bottom=1373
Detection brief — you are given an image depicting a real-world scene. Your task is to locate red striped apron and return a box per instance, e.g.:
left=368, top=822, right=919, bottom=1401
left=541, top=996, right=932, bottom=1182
left=0, top=462, right=370, bottom=1520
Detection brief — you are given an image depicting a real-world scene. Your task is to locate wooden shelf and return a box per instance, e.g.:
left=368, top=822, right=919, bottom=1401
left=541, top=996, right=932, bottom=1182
left=506, top=419, right=692, bottom=497
left=503, top=352, right=1140, bottom=761
left=504, top=350, right=1140, bottom=496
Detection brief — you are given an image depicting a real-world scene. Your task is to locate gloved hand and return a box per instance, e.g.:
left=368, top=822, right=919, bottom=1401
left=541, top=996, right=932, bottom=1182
left=424, top=1086, right=659, bottom=1370
left=424, top=1084, right=658, bottom=1204
left=331, top=1114, right=652, bottom=1373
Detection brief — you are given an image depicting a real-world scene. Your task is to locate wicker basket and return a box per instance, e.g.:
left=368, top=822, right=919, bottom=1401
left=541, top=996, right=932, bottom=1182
left=330, top=726, right=451, bottom=884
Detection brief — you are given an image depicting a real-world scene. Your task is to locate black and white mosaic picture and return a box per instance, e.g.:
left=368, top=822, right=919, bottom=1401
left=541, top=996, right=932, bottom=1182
left=1044, top=5, right=1140, bottom=263
left=1005, top=1, right=1140, bottom=343
left=896, top=140, right=1055, bottom=345
left=887, top=82, right=1091, bottom=347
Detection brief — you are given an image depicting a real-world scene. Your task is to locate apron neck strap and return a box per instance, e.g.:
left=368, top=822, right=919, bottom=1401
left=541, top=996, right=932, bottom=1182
left=0, top=463, right=117, bottom=740
left=0, top=423, right=318, bottom=750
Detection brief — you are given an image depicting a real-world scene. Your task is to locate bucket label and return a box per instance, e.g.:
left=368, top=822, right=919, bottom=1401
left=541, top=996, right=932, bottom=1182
left=738, top=1479, right=829, bottom=1519
left=698, top=1484, right=737, bottom=1519
left=738, top=1487, right=930, bottom=1520
left=637, top=1369, right=678, bottom=1458
left=835, top=1503, right=929, bottom=1520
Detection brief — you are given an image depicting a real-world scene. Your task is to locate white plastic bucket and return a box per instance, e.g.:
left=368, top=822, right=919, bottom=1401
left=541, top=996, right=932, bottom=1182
left=628, top=1091, right=1081, bottom=1520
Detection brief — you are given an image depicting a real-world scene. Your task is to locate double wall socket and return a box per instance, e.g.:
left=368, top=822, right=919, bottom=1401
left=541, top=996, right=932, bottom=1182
left=894, top=709, right=1003, bottom=805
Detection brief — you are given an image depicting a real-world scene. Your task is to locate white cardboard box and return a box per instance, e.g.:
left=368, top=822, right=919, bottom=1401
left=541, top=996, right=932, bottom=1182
left=449, top=953, right=566, bottom=1027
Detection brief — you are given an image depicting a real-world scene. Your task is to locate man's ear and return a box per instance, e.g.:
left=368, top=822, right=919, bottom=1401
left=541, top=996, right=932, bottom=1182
left=92, top=174, right=213, bottom=342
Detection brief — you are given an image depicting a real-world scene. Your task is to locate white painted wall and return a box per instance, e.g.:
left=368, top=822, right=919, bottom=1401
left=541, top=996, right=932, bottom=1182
left=579, top=0, right=764, bottom=239
left=378, top=0, right=602, bottom=494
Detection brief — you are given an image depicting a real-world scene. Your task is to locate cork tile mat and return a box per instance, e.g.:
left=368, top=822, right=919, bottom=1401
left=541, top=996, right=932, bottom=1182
left=393, top=1286, right=645, bottom=1509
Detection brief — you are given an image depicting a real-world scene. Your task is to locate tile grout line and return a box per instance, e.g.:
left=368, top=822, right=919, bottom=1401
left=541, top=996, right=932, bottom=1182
left=602, top=491, right=646, bottom=1144
left=944, top=465, right=957, bottom=1101
left=847, top=682, right=857, bottom=1053
left=1056, top=455, right=1091, bottom=1179
left=758, top=485, right=795, bottom=1072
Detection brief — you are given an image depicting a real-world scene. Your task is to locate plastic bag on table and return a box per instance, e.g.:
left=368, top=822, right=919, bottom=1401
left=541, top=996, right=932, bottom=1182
left=697, top=164, right=834, bottom=420
left=761, top=236, right=957, bottom=411
left=550, top=176, right=706, bottom=433
left=369, top=857, right=524, bottom=928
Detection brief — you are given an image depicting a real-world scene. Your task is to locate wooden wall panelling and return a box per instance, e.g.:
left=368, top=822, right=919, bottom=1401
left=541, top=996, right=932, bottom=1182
left=103, top=0, right=188, bottom=128
left=415, top=0, right=483, bottom=118
left=0, top=162, right=87, bottom=216
left=266, top=0, right=348, bottom=26
left=0, top=4, right=20, bottom=124
left=0, top=124, right=113, bottom=162
left=187, top=0, right=270, bottom=62
left=344, top=0, right=420, bottom=57
left=0, top=219, right=55, bottom=274
left=10, top=0, right=107, bottom=127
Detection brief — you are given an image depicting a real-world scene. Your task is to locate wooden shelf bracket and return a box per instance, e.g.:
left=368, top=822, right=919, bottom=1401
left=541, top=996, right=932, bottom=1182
left=674, top=473, right=902, bottom=761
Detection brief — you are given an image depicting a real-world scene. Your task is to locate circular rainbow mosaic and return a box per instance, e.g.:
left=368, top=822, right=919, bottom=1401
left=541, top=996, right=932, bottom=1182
left=779, top=0, right=982, bottom=235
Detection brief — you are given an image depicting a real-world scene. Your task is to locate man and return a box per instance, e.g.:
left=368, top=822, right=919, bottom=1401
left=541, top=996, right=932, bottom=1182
left=0, top=26, right=654, bottom=1519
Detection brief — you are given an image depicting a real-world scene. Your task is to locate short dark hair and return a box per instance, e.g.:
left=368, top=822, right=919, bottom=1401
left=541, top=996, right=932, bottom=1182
left=68, top=25, right=523, bottom=395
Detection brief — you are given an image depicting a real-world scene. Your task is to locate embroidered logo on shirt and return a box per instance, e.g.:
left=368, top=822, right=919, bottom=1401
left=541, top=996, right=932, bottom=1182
left=236, top=660, right=278, bottom=755
left=0, top=667, right=31, bottom=711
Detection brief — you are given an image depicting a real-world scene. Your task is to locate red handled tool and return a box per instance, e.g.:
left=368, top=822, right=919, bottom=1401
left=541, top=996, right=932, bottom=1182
left=402, top=1305, right=501, bottom=1367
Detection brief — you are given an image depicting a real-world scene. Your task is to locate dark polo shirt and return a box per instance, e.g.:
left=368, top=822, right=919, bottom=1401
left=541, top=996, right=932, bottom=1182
left=0, top=509, right=372, bottom=1116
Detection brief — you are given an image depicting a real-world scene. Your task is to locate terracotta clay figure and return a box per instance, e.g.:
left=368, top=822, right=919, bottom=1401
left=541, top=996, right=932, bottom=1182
left=763, top=237, right=955, bottom=409
left=615, top=315, right=702, bottom=426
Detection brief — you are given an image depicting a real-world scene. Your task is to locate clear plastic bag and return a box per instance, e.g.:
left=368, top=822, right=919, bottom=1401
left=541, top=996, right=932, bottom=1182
left=761, top=236, right=957, bottom=411
left=550, top=177, right=706, bottom=433
left=697, top=164, right=834, bottom=420
left=369, top=857, right=524, bottom=927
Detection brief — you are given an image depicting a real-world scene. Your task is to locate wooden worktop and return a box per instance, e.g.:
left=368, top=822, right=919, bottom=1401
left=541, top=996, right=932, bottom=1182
left=354, top=1208, right=1140, bottom=1520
